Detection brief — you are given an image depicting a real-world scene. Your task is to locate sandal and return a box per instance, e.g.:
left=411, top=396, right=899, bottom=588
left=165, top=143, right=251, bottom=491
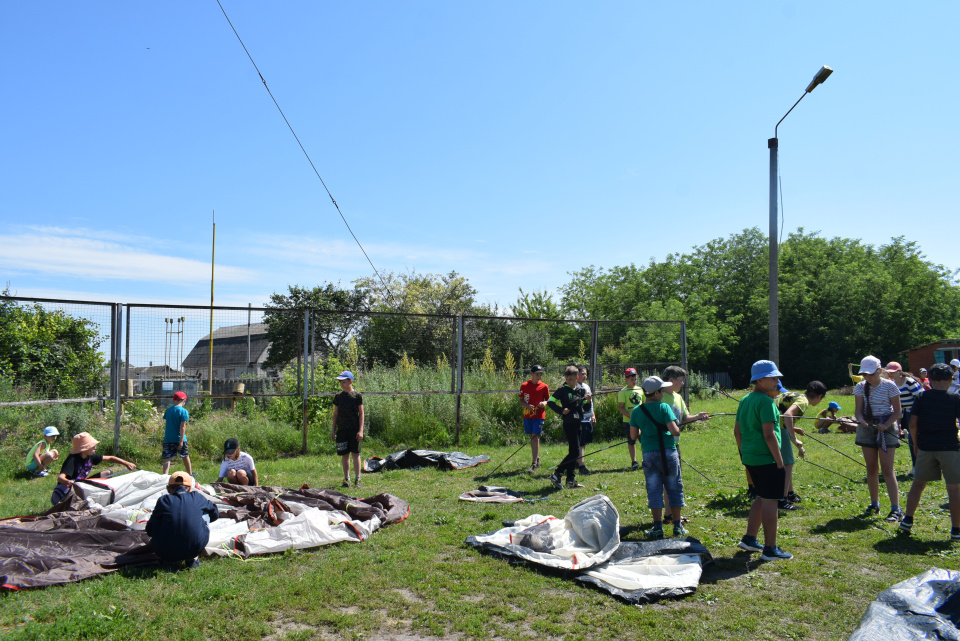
left=663, top=514, right=691, bottom=524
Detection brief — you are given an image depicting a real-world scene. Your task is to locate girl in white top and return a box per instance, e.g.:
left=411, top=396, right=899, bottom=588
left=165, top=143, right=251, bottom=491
left=854, top=355, right=903, bottom=521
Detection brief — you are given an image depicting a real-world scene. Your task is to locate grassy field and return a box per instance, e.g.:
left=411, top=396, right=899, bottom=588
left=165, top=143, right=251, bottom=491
left=2, top=392, right=958, bottom=641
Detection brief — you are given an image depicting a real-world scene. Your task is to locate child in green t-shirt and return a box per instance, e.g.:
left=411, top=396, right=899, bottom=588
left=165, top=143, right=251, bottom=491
left=26, top=426, right=60, bottom=477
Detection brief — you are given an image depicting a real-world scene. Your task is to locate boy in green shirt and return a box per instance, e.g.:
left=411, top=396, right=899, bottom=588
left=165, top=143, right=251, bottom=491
left=734, top=360, right=792, bottom=561
left=617, top=368, right=644, bottom=470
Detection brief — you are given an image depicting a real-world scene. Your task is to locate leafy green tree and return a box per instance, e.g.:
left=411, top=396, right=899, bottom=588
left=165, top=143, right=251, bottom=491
left=0, top=299, right=106, bottom=398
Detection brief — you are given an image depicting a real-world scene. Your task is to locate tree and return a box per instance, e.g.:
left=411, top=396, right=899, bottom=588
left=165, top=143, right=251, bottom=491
left=0, top=299, right=107, bottom=398
left=262, top=284, right=367, bottom=368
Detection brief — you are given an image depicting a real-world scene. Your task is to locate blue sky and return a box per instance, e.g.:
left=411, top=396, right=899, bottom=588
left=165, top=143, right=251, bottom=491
left=2, top=2, right=958, bottom=310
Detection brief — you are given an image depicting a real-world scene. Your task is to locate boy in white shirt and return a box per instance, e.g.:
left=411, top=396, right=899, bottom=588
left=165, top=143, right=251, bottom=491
left=217, top=438, right=258, bottom=486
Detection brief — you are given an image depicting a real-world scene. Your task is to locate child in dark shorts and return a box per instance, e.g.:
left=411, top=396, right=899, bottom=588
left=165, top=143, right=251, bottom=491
left=734, top=360, right=792, bottom=561
left=332, top=370, right=364, bottom=489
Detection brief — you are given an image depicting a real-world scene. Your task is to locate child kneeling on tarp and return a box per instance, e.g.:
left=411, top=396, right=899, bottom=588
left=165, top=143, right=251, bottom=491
left=146, top=471, right=219, bottom=570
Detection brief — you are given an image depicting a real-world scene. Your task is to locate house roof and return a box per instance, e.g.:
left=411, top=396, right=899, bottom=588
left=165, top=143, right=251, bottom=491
left=898, top=338, right=960, bottom=354
left=181, top=323, right=272, bottom=369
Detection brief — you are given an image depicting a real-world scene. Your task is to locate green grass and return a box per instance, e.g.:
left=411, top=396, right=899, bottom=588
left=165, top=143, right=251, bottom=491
left=2, top=393, right=957, bottom=640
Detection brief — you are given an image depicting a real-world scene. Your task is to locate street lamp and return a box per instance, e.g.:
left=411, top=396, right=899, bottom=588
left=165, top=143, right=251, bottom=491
left=768, top=65, right=833, bottom=366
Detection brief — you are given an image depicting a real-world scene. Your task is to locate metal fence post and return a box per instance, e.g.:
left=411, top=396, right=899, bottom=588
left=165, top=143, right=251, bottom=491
left=302, top=309, right=310, bottom=454
left=450, top=316, right=457, bottom=395
left=680, top=320, right=689, bottom=407
left=589, top=320, right=599, bottom=392
left=455, top=314, right=464, bottom=445
left=112, top=304, right=123, bottom=454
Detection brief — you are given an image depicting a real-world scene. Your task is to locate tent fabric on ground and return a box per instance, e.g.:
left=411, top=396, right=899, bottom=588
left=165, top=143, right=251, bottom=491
left=459, top=486, right=526, bottom=503
left=0, top=471, right=409, bottom=590
left=364, top=449, right=489, bottom=473
left=465, top=494, right=713, bottom=604
left=847, top=567, right=960, bottom=641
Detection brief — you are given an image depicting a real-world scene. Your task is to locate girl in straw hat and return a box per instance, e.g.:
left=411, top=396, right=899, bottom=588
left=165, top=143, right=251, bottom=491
left=51, top=432, right=136, bottom=506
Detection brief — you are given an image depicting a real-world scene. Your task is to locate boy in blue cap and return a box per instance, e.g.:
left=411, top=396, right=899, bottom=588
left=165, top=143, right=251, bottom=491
left=816, top=401, right=842, bottom=433
left=735, top=360, right=792, bottom=561
left=332, top=370, right=364, bottom=488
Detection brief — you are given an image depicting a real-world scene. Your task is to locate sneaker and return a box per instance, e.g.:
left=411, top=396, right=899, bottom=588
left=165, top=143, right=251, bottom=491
left=786, top=491, right=802, bottom=504
left=529, top=458, right=541, bottom=473
left=566, top=480, right=584, bottom=489
left=186, top=558, right=201, bottom=570
left=951, top=527, right=960, bottom=542
left=778, top=499, right=801, bottom=511
left=898, top=516, right=914, bottom=534
left=862, top=503, right=880, bottom=517
left=33, top=470, right=49, bottom=478
left=738, top=536, right=763, bottom=552
left=631, top=461, right=640, bottom=471
left=885, top=508, right=904, bottom=523
left=549, top=473, right=563, bottom=489
left=578, top=465, right=591, bottom=476
left=341, top=480, right=350, bottom=488
left=354, top=477, right=362, bottom=488
left=673, top=524, right=689, bottom=537
left=645, top=526, right=664, bottom=540
left=760, top=545, right=793, bottom=561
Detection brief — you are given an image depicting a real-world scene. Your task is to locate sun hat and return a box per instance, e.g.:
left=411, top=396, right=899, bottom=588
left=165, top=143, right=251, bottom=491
left=168, top=471, right=194, bottom=491
left=173, top=391, right=187, bottom=401
left=776, top=381, right=788, bottom=394
left=828, top=401, right=842, bottom=411
left=750, top=360, right=783, bottom=381
left=624, top=368, right=638, bottom=377
left=70, top=432, right=99, bottom=454
left=336, top=370, right=354, bottom=381
left=859, top=356, right=882, bottom=375
left=641, top=376, right=673, bottom=394
left=929, top=363, right=953, bottom=381
left=530, top=364, right=544, bottom=374
left=223, top=438, right=239, bottom=456
left=43, top=426, right=60, bottom=437
left=885, top=361, right=903, bottom=373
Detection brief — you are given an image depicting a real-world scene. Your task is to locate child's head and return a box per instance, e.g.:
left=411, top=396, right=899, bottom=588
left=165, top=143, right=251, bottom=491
left=919, top=368, right=928, bottom=378
left=641, top=376, right=673, bottom=401
left=43, top=426, right=59, bottom=443
left=577, top=365, right=588, bottom=383
left=167, top=471, right=194, bottom=493
left=564, top=365, right=579, bottom=384
left=70, top=432, right=99, bottom=456
left=529, top=364, right=544, bottom=382
left=828, top=401, right=841, bottom=414
left=661, top=366, right=687, bottom=389
left=336, top=370, right=355, bottom=391
left=624, top=368, right=638, bottom=386
left=858, top=355, right=883, bottom=384
left=805, top=380, right=828, bottom=406
left=929, top=363, right=953, bottom=389
left=173, top=390, right=187, bottom=405
left=951, top=359, right=960, bottom=373
left=750, top=360, right=784, bottom=394
left=223, top=438, right=240, bottom=460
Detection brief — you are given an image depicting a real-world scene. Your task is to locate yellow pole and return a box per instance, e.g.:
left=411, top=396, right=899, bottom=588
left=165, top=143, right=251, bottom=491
left=209, top=213, right=215, bottom=395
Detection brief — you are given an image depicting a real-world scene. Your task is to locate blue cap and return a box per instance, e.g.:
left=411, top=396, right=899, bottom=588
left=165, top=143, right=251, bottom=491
left=336, top=370, right=354, bottom=381
left=43, top=426, right=60, bottom=437
left=828, top=401, right=841, bottom=411
left=776, top=381, right=788, bottom=394
left=750, top=360, right=784, bottom=381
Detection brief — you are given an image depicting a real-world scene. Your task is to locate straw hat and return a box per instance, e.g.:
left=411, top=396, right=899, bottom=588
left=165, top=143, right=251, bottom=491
left=70, top=432, right=99, bottom=454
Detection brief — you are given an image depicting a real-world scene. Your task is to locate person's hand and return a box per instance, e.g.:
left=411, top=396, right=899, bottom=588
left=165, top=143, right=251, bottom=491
left=126, top=462, right=136, bottom=471
left=794, top=427, right=805, bottom=436
left=357, top=431, right=364, bottom=441
left=562, top=408, right=570, bottom=415
left=798, top=446, right=805, bottom=459
left=538, top=401, right=547, bottom=409
left=857, top=418, right=868, bottom=427
left=331, top=432, right=336, bottom=442
left=697, top=412, right=711, bottom=422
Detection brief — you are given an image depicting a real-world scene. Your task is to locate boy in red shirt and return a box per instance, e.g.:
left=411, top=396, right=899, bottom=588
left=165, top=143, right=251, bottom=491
left=519, top=365, right=551, bottom=473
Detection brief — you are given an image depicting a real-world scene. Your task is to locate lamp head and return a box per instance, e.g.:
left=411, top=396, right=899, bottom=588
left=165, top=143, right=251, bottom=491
left=805, top=65, right=833, bottom=93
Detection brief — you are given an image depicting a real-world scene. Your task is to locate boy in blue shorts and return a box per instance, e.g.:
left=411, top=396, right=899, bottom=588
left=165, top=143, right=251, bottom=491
left=734, top=360, right=792, bottom=561
left=519, top=365, right=551, bottom=473
left=161, top=391, right=192, bottom=476
left=630, top=376, right=686, bottom=539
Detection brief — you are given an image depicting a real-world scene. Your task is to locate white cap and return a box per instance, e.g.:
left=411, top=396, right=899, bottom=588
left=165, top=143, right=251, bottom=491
left=43, top=426, right=60, bottom=437
left=859, top=355, right=882, bottom=375
left=951, top=359, right=960, bottom=368
left=641, top=376, right=674, bottom=394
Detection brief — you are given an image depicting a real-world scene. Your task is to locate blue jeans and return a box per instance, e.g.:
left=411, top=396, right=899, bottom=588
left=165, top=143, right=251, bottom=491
left=642, top=449, right=685, bottom=509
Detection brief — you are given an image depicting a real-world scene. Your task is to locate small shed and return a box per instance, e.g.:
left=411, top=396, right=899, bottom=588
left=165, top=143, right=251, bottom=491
left=181, top=322, right=274, bottom=380
left=898, top=339, right=960, bottom=374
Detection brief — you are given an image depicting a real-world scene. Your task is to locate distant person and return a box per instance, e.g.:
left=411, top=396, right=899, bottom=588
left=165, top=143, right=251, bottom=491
left=776, top=381, right=827, bottom=510
left=51, top=432, right=136, bottom=505
left=547, top=365, right=585, bottom=489
left=146, top=471, right=219, bottom=570
left=25, top=426, right=60, bottom=477
left=885, top=361, right=923, bottom=476
left=332, top=370, right=364, bottom=489
left=918, top=368, right=931, bottom=391
left=617, top=368, right=644, bottom=470
left=848, top=363, right=864, bottom=386
left=898, top=363, right=960, bottom=542
left=854, top=355, right=903, bottom=522
left=631, top=376, right=686, bottom=539
left=519, top=365, right=551, bottom=473
left=735, top=360, right=792, bottom=561
left=217, top=438, right=258, bottom=486
left=576, top=365, right=596, bottom=476
left=815, top=401, right=842, bottom=433
left=949, top=359, right=960, bottom=394
left=161, top=391, right=192, bottom=476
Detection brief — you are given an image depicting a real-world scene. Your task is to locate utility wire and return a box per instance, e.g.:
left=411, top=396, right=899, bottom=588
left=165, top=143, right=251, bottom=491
left=215, top=0, right=398, bottom=307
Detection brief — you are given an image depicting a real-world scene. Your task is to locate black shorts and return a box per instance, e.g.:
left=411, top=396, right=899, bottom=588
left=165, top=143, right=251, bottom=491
left=580, top=421, right=594, bottom=447
left=745, top=463, right=786, bottom=500
left=336, top=434, right=362, bottom=455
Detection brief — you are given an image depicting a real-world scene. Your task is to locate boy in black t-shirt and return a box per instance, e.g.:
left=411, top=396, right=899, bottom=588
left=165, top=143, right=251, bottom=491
left=899, top=363, right=960, bottom=541
left=332, top=370, right=364, bottom=489
left=547, top=365, right=585, bottom=489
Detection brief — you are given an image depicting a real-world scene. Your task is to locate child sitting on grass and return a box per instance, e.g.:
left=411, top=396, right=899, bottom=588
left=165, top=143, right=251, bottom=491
left=51, top=432, right=136, bottom=506
left=25, top=426, right=60, bottom=477
left=630, top=376, right=686, bottom=539
left=217, top=438, right=258, bottom=486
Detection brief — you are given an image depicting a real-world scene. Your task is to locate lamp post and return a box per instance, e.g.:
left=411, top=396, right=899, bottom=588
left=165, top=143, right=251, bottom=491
left=768, top=65, right=833, bottom=366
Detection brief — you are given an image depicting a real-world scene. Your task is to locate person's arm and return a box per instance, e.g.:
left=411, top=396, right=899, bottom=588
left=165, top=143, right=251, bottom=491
left=217, top=459, right=227, bottom=483
left=519, top=393, right=535, bottom=412
left=179, top=421, right=186, bottom=446
left=331, top=406, right=339, bottom=441
left=102, top=455, right=137, bottom=471
left=667, top=420, right=680, bottom=437
left=783, top=405, right=804, bottom=457
left=357, top=403, right=364, bottom=441
left=32, top=444, right=44, bottom=467
left=734, top=420, right=742, bottom=451
left=855, top=393, right=868, bottom=427
left=618, top=401, right=630, bottom=420
left=57, top=472, right=72, bottom=486
left=547, top=391, right=567, bottom=416
left=762, top=421, right=785, bottom=467
left=201, top=496, right=219, bottom=523
left=884, top=392, right=902, bottom=432
left=250, top=468, right=258, bottom=486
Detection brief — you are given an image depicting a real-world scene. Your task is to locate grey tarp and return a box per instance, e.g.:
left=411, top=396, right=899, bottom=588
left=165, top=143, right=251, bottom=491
left=466, top=494, right=713, bottom=604
left=364, top=449, right=489, bottom=472
left=459, top=486, right=526, bottom=503
left=847, top=568, right=960, bottom=641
